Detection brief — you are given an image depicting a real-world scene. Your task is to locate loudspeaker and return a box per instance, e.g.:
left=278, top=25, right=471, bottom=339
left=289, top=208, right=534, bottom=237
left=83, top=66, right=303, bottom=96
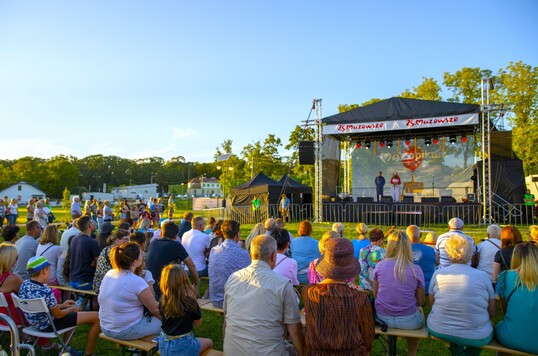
left=381, top=196, right=393, bottom=203
left=422, top=197, right=439, bottom=203
left=490, top=131, right=515, bottom=160
left=356, top=197, right=374, bottom=203
left=299, top=141, right=315, bottom=165
left=441, top=196, right=456, bottom=203
left=402, top=195, right=414, bottom=203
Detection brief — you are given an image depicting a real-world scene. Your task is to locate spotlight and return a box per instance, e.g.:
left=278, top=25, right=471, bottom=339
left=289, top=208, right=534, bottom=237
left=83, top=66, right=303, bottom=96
left=355, top=142, right=361, bottom=149
left=379, top=141, right=385, bottom=148
left=387, top=140, right=393, bottom=148
left=404, top=139, right=411, bottom=147
left=365, top=140, right=371, bottom=149
left=433, top=138, right=439, bottom=145
left=425, top=138, right=432, bottom=146
left=449, top=136, right=457, bottom=144
left=461, top=134, right=468, bottom=143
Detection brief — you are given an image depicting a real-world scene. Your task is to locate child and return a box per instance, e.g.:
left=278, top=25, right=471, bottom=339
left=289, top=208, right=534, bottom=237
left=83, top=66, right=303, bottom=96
left=158, top=264, right=212, bottom=355
left=18, top=256, right=100, bottom=356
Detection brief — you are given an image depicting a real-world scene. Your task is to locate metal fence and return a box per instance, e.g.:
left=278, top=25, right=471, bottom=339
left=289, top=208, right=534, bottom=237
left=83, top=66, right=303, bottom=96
left=204, top=202, right=535, bottom=227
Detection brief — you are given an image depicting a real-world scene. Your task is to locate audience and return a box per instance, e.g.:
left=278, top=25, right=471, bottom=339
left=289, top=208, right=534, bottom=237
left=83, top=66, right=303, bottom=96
left=146, top=221, right=199, bottom=298
left=435, top=217, right=477, bottom=268
left=290, top=220, right=319, bottom=285
left=302, top=237, right=374, bottom=354
left=352, top=222, right=369, bottom=259
left=1, top=224, right=20, bottom=244
left=308, top=231, right=340, bottom=284
left=209, top=219, right=225, bottom=249
left=69, top=216, right=100, bottom=291
left=423, top=231, right=437, bottom=246
left=528, top=225, right=538, bottom=243
left=359, top=228, right=386, bottom=291
left=13, top=220, right=42, bottom=280
left=264, top=218, right=277, bottom=236
left=99, top=242, right=161, bottom=340
left=177, top=212, right=194, bottom=241
left=181, top=217, right=211, bottom=277
left=157, top=264, right=213, bottom=355
left=223, top=235, right=304, bottom=355
left=60, top=219, right=80, bottom=253
left=493, top=226, right=523, bottom=284
left=208, top=220, right=250, bottom=308
left=495, top=242, right=538, bottom=354
left=93, top=229, right=131, bottom=293
left=36, top=225, right=63, bottom=286
left=19, top=256, right=100, bottom=355
left=271, top=228, right=299, bottom=285
left=331, top=222, right=345, bottom=238
left=427, top=235, right=495, bottom=355
left=374, top=231, right=425, bottom=356
left=244, top=222, right=266, bottom=252
left=407, top=225, right=437, bottom=294
left=476, top=224, right=501, bottom=285
left=0, top=243, right=24, bottom=327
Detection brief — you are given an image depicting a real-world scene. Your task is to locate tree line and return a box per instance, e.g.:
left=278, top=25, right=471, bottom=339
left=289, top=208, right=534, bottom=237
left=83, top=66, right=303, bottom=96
left=1, top=61, right=535, bottom=199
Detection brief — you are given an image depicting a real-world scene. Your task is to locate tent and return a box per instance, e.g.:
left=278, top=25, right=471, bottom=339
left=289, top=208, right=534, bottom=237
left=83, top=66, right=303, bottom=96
left=230, top=172, right=313, bottom=206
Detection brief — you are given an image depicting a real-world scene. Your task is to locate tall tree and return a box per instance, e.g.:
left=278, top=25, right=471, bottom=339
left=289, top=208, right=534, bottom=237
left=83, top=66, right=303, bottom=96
left=400, top=77, right=442, bottom=101
left=443, top=67, right=493, bottom=104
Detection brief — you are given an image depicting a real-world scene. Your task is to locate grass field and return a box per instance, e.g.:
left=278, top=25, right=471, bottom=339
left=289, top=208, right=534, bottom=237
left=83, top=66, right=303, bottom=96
left=1, top=207, right=529, bottom=355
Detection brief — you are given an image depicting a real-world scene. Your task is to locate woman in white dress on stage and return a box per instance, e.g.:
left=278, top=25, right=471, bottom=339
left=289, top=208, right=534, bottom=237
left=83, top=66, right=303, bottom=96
left=390, top=171, right=402, bottom=202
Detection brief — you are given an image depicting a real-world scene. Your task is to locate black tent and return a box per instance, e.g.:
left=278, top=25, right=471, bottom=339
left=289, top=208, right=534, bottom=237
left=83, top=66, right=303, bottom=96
left=322, top=97, right=481, bottom=140
left=278, top=174, right=313, bottom=205
left=230, top=172, right=283, bottom=206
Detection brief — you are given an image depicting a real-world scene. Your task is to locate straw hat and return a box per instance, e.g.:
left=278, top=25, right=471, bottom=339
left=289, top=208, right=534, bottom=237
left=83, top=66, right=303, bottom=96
left=316, top=238, right=360, bottom=280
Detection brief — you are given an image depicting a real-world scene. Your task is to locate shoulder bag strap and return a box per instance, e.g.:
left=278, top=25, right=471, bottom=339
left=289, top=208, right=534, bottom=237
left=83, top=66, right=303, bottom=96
left=39, top=244, right=54, bottom=256
left=0, top=273, right=11, bottom=288
left=274, top=256, right=287, bottom=268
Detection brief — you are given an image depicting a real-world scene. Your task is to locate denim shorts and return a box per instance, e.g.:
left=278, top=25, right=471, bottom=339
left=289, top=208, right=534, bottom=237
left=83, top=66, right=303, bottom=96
left=158, top=331, right=200, bottom=356
left=102, top=316, right=162, bottom=341
left=377, top=309, right=424, bottom=330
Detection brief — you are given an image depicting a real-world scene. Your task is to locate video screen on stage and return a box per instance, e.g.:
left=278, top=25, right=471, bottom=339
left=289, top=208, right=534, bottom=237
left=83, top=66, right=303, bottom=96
left=350, top=136, right=476, bottom=202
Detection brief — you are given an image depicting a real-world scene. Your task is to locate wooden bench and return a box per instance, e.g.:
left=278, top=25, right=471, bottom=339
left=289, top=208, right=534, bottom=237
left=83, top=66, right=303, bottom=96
left=431, top=335, right=536, bottom=356
left=200, top=301, right=224, bottom=314
left=99, top=333, right=223, bottom=355
left=53, top=285, right=98, bottom=310
left=375, top=326, right=429, bottom=356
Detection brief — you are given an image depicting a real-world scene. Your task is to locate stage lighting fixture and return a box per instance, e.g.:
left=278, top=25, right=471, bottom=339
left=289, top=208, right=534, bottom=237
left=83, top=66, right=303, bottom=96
left=461, top=134, right=468, bottom=143
left=379, top=141, right=385, bottom=148
left=387, top=140, right=393, bottom=148
left=449, top=136, right=457, bottom=144
left=425, top=138, right=432, bottom=146
left=355, top=142, right=361, bottom=149
left=365, top=140, right=371, bottom=149
left=404, top=139, right=411, bottom=146
left=433, top=138, right=439, bottom=145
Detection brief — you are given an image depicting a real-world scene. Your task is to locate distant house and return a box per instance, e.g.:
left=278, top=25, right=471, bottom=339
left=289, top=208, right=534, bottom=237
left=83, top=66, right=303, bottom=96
left=110, top=184, right=159, bottom=201
left=187, top=177, right=222, bottom=197
left=0, top=181, right=47, bottom=204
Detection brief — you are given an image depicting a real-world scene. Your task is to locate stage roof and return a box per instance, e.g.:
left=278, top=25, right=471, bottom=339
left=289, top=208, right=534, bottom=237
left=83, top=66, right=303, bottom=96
left=322, top=97, right=481, bottom=140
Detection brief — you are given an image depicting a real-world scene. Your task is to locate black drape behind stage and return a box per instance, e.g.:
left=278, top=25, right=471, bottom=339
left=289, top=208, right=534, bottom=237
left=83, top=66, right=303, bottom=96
left=476, top=159, right=525, bottom=204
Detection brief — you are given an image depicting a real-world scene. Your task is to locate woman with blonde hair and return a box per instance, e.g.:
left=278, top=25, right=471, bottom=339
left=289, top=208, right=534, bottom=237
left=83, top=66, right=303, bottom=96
left=373, top=231, right=425, bottom=356
left=427, top=235, right=495, bottom=355
left=291, top=220, right=320, bottom=284
left=244, top=223, right=266, bottom=252
left=158, top=264, right=213, bottom=355
left=36, top=225, right=63, bottom=286
left=308, top=230, right=340, bottom=284
left=0, top=243, right=24, bottom=327
left=528, top=225, right=538, bottom=243
left=423, top=231, right=438, bottom=246
left=495, top=242, right=538, bottom=354
left=352, top=222, right=369, bottom=259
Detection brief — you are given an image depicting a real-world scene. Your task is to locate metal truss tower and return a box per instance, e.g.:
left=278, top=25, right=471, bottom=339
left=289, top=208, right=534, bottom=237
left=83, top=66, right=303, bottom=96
left=314, top=99, right=324, bottom=222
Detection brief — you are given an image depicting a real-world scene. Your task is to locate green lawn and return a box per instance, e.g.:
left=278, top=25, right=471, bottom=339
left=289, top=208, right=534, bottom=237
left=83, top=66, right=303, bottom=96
left=1, top=210, right=529, bottom=355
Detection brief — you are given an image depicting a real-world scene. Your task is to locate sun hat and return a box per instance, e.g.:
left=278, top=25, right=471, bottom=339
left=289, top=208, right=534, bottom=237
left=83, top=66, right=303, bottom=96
left=100, top=222, right=115, bottom=234
left=316, top=238, right=360, bottom=280
left=448, top=217, right=464, bottom=230
left=27, top=256, right=50, bottom=274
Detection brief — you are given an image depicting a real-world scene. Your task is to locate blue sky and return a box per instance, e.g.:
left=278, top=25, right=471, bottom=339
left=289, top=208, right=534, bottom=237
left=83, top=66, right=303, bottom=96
left=1, top=0, right=536, bottom=162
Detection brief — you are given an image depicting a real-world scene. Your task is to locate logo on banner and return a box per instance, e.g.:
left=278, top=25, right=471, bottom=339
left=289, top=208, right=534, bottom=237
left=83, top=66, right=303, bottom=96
left=401, top=146, right=423, bottom=171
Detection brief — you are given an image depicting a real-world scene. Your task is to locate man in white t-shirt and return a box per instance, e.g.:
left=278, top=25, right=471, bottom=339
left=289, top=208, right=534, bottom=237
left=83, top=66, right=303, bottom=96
left=181, top=216, right=211, bottom=277
left=476, top=224, right=501, bottom=283
left=436, top=217, right=478, bottom=268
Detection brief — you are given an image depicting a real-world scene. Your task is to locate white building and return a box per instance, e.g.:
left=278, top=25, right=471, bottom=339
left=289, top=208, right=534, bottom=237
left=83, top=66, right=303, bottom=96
left=187, top=177, right=222, bottom=197
left=110, top=184, right=158, bottom=201
left=0, top=181, right=47, bottom=204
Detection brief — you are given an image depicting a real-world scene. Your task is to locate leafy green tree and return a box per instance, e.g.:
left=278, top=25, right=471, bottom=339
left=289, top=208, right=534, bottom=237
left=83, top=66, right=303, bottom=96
left=400, top=77, right=442, bottom=101
left=36, top=155, right=80, bottom=198
left=241, top=134, right=287, bottom=179
left=443, top=67, right=493, bottom=104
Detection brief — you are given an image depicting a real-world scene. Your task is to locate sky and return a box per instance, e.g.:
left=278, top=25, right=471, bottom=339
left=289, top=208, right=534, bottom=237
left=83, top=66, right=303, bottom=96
left=0, top=0, right=537, bottom=163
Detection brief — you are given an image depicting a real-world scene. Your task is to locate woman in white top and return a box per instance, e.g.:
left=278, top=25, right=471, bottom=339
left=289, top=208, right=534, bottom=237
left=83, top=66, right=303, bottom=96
left=36, top=225, right=63, bottom=286
left=33, top=200, right=50, bottom=228
left=98, top=242, right=161, bottom=340
left=7, top=198, right=18, bottom=225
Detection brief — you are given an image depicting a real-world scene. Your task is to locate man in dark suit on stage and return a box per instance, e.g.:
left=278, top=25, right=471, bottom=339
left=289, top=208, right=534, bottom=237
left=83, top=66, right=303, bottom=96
left=375, top=171, right=385, bottom=202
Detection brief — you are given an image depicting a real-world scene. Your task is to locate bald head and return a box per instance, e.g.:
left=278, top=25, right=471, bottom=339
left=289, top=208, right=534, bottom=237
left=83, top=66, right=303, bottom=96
left=250, top=234, right=277, bottom=263
left=406, top=225, right=421, bottom=242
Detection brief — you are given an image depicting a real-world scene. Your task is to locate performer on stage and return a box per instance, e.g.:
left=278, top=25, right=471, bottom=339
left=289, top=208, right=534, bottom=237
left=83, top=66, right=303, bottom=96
left=375, top=171, right=385, bottom=202
left=390, top=171, right=402, bottom=202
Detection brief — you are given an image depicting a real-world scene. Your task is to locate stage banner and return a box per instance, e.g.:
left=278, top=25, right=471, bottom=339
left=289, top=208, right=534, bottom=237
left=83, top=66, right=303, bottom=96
left=323, top=113, right=479, bottom=135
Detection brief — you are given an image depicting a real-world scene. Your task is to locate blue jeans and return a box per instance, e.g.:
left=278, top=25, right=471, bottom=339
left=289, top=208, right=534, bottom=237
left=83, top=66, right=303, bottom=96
left=377, top=309, right=424, bottom=330
left=158, top=331, right=200, bottom=356
left=8, top=214, right=17, bottom=225
left=102, top=316, right=162, bottom=341
left=297, top=274, right=309, bottom=285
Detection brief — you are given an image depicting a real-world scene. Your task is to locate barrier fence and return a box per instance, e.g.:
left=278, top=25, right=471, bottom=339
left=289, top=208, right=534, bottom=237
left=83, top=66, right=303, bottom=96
left=204, top=203, right=535, bottom=227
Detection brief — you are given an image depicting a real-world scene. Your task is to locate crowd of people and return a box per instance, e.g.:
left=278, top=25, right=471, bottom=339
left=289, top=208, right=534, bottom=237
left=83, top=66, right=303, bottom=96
left=1, top=198, right=537, bottom=355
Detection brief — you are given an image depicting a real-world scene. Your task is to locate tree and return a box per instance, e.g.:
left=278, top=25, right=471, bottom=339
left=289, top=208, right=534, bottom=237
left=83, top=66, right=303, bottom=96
left=400, top=77, right=442, bottom=101
left=61, top=187, right=71, bottom=222
left=443, top=67, right=493, bottom=104
left=286, top=125, right=315, bottom=186
left=36, top=155, right=80, bottom=198
left=241, top=134, right=287, bottom=179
